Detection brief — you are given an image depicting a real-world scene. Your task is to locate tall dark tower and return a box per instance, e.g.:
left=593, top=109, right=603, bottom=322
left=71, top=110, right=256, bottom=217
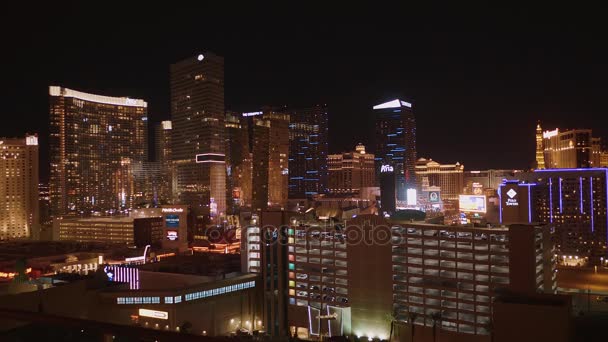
left=170, top=53, right=226, bottom=218
left=288, top=104, right=329, bottom=198
left=374, top=99, right=417, bottom=205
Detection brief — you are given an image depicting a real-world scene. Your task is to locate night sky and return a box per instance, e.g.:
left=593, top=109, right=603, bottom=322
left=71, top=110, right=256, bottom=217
left=2, top=4, right=607, bottom=180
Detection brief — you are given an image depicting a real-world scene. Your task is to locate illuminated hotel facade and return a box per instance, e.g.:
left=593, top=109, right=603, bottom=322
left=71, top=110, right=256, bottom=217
left=280, top=215, right=555, bottom=340
left=522, top=168, right=608, bottom=261
left=0, top=135, right=39, bottom=239
left=374, top=99, right=417, bottom=205
left=415, top=158, right=464, bottom=201
left=53, top=216, right=163, bottom=246
left=170, top=53, right=226, bottom=217
left=288, top=105, right=329, bottom=198
left=464, top=169, right=522, bottom=194
left=542, top=128, right=593, bottom=168
left=49, top=86, right=147, bottom=215
left=327, top=144, right=375, bottom=195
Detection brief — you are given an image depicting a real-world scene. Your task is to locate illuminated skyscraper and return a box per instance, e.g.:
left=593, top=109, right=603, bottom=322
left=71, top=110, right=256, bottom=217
left=225, top=112, right=252, bottom=212
left=49, top=86, right=147, bottom=215
left=155, top=120, right=172, bottom=165
left=0, top=135, right=39, bottom=239
left=250, top=110, right=290, bottom=211
left=542, top=128, right=592, bottom=168
left=170, top=53, right=226, bottom=217
left=374, top=99, right=417, bottom=205
left=288, top=105, right=328, bottom=198
left=535, top=122, right=545, bottom=169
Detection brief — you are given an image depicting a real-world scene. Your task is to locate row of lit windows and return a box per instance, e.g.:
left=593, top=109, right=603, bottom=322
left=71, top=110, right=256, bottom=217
left=163, top=296, right=182, bottom=304
left=116, top=296, right=160, bottom=305
left=184, top=281, right=256, bottom=301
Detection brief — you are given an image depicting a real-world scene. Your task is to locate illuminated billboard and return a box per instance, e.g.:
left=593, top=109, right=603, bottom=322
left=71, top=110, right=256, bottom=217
left=165, top=214, right=179, bottom=228
left=138, top=309, right=168, bottom=320
left=459, top=195, right=487, bottom=213
left=406, top=188, right=417, bottom=206
left=429, top=191, right=440, bottom=203
left=167, top=230, right=178, bottom=241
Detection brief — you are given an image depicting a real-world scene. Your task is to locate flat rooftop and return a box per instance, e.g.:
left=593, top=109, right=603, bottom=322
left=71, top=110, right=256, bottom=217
left=136, top=271, right=256, bottom=291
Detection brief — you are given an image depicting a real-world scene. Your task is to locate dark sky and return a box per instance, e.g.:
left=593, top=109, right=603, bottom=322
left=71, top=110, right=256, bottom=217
left=2, top=4, right=607, bottom=180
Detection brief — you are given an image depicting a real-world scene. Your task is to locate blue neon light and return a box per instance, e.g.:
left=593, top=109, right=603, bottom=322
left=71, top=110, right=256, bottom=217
left=528, top=184, right=532, bottom=223
left=580, top=177, right=583, bottom=214
left=559, top=178, right=563, bottom=213
left=590, top=176, right=594, bottom=232
left=549, top=178, right=553, bottom=223
left=534, top=168, right=608, bottom=172
left=498, top=185, right=503, bottom=224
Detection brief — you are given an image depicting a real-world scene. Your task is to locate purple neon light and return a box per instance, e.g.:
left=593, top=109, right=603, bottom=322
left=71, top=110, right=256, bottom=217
left=549, top=178, right=553, bottom=223
left=528, top=186, right=532, bottom=223
left=535, top=168, right=608, bottom=172
left=580, top=177, right=584, bottom=214
left=590, top=176, right=594, bottom=232
left=498, top=185, right=503, bottom=224
left=559, top=178, right=563, bottom=213
left=605, top=170, right=608, bottom=243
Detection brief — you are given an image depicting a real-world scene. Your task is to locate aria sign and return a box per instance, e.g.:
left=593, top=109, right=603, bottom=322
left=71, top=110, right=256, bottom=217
left=380, top=165, right=394, bottom=173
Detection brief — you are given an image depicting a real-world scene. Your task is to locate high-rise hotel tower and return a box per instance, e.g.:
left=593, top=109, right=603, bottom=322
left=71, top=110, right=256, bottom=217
left=0, top=135, right=39, bottom=239
left=49, top=86, right=147, bottom=215
left=374, top=99, right=417, bottom=205
left=170, top=53, right=226, bottom=217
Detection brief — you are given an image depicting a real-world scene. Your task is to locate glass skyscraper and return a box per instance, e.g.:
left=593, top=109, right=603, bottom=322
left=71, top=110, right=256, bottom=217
left=288, top=105, right=328, bottom=198
left=170, top=53, right=226, bottom=218
left=374, top=99, right=417, bottom=204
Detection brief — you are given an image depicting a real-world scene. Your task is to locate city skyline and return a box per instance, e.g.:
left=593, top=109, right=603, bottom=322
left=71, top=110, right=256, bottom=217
left=3, top=6, right=608, bottom=180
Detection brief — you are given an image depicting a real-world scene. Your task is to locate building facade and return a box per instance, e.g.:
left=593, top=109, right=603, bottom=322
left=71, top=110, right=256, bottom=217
left=155, top=120, right=175, bottom=202
left=283, top=215, right=556, bottom=340
left=225, top=112, right=252, bottom=212
left=170, top=53, right=226, bottom=218
left=327, top=144, right=375, bottom=195
left=251, top=110, right=290, bottom=211
left=464, top=169, right=522, bottom=194
left=288, top=105, right=329, bottom=198
left=542, top=128, right=593, bottom=168
left=0, top=135, right=39, bottom=240
left=415, top=158, right=464, bottom=201
left=53, top=216, right=163, bottom=246
left=49, top=86, right=147, bottom=216
left=535, top=122, right=545, bottom=169
left=592, top=137, right=602, bottom=167
left=374, top=99, right=417, bottom=205
left=522, top=168, right=608, bottom=261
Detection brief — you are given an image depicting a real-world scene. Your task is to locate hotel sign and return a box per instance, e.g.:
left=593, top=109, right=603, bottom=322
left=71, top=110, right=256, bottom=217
left=380, top=165, right=394, bottom=173
left=162, top=208, right=184, bottom=213
left=506, top=188, right=519, bottom=206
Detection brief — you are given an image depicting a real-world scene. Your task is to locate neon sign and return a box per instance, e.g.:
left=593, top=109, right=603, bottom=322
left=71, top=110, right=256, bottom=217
left=380, top=165, right=394, bottom=173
